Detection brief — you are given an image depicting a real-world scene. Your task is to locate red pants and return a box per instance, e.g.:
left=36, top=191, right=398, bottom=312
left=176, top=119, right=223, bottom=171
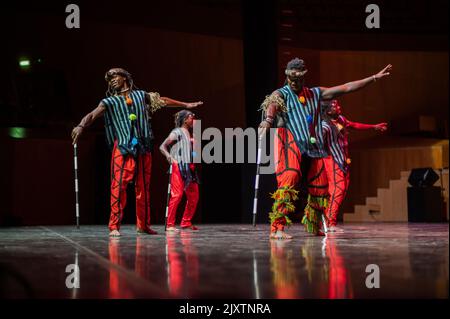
left=323, top=156, right=350, bottom=227
left=271, top=128, right=302, bottom=232
left=275, top=128, right=302, bottom=188
left=167, top=163, right=199, bottom=228
left=302, top=158, right=329, bottom=234
left=109, top=141, right=152, bottom=231
left=272, top=128, right=330, bottom=233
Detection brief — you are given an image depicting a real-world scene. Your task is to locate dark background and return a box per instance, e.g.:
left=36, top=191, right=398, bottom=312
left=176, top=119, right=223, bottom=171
left=0, top=0, right=448, bottom=227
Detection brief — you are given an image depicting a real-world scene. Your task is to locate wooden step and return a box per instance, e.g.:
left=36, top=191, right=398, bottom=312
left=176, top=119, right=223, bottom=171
left=389, top=179, right=408, bottom=221
left=366, top=197, right=378, bottom=205
left=400, top=171, right=410, bottom=179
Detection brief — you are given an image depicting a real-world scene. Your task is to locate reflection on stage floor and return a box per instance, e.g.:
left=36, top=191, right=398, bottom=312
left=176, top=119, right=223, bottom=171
left=0, top=223, right=448, bottom=298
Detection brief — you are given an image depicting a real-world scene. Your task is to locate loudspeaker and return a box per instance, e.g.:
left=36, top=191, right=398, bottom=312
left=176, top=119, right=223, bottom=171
left=408, top=168, right=439, bottom=187
left=407, top=186, right=445, bottom=222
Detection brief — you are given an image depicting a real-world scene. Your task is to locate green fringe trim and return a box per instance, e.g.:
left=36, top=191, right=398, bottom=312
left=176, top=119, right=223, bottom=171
left=301, top=194, right=328, bottom=234
left=268, top=186, right=299, bottom=226
left=307, top=194, right=328, bottom=210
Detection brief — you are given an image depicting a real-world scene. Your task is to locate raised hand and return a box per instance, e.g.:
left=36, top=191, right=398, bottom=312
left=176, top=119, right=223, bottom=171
left=374, top=64, right=392, bottom=80
left=186, top=101, right=203, bottom=109
left=374, top=122, right=388, bottom=132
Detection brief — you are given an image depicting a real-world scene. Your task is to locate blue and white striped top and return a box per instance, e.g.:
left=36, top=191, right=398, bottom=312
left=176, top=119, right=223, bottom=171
left=102, top=90, right=154, bottom=156
left=322, top=115, right=350, bottom=172
left=277, top=85, right=327, bottom=158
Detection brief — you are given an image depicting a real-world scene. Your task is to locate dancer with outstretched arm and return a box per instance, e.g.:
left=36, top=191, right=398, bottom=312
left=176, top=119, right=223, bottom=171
left=71, top=68, right=202, bottom=237
left=259, top=58, right=392, bottom=239
left=321, top=99, right=387, bottom=233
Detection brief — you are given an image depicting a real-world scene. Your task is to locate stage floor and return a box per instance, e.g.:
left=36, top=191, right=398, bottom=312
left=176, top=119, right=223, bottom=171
left=0, top=223, right=448, bottom=298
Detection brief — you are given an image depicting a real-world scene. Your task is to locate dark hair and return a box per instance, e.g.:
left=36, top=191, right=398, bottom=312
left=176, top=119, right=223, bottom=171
left=174, top=110, right=193, bottom=127
left=286, top=58, right=305, bottom=70
left=320, top=100, right=338, bottom=120
left=105, top=68, right=134, bottom=96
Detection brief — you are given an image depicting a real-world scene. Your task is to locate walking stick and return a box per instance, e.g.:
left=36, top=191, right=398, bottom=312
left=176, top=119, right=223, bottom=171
left=164, top=163, right=173, bottom=231
left=73, top=143, right=80, bottom=229
left=252, top=131, right=264, bottom=227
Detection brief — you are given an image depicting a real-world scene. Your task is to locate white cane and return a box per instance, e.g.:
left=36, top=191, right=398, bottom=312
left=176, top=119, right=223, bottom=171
left=73, top=143, right=80, bottom=229
left=252, top=128, right=266, bottom=227
left=164, top=164, right=173, bottom=231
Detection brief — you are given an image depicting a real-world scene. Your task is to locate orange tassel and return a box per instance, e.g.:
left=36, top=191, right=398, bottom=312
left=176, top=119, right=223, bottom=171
left=126, top=96, right=133, bottom=105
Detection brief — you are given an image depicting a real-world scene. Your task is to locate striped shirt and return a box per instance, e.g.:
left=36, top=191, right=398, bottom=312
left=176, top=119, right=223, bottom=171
left=169, top=127, right=199, bottom=185
left=322, top=115, right=350, bottom=172
left=277, top=85, right=327, bottom=158
left=170, top=127, right=194, bottom=164
left=102, top=90, right=153, bottom=156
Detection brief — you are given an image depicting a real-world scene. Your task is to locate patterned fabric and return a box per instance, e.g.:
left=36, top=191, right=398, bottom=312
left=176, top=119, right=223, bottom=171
left=167, top=162, right=199, bottom=228
left=323, top=155, right=350, bottom=227
left=277, top=85, right=327, bottom=158
left=170, top=128, right=200, bottom=187
left=322, top=115, right=350, bottom=173
left=102, top=90, right=155, bottom=156
left=109, top=141, right=152, bottom=231
left=271, top=128, right=302, bottom=233
left=302, top=158, right=328, bottom=234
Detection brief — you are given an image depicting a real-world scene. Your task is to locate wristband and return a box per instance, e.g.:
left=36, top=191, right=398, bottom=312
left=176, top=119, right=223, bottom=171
left=264, top=116, right=274, bottom=125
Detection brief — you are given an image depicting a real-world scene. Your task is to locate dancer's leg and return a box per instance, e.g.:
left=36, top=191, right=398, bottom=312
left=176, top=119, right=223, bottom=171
left=270, top=128, right=301, bottom=239
left=303, top=157, right=328, bottom=235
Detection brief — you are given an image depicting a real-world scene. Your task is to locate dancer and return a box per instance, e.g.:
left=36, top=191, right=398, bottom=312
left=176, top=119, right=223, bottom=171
left=160, top=110, right=200, bottom=232
left=71, top=68, right=202, bottom=237
left=259, top=58, right=392, bottom=239
left=321, top=99, right=387, bottom=232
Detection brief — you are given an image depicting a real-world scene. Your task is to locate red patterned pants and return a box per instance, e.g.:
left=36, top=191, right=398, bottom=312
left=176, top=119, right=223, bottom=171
left=323, top=156, right=350, bottom=227
left=108, top=141, right=152, bottom=231
left=167, top=163, right=199, bottom=228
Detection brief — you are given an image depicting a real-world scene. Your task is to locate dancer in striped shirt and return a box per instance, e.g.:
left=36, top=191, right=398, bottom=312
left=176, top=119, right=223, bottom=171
left=160, top=110, right=200, bottom=232
left=321, top=99, right=387, bottom=232
left=259, top=58, right=392, bottom=239
left=71, top=68, right=202, bottom=237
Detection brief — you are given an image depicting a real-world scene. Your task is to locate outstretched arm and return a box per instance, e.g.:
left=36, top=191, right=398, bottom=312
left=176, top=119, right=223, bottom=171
left=71, top=102, right=106, bottom=145
left=159, top=132, right=178, bottom=164
left=320, top=64, right=392, bottom=100
left=347, top=119, right=388, bottom=132
left=145, top=92, right=203, bottom=113
left=161, top=97, right=203, bottom=109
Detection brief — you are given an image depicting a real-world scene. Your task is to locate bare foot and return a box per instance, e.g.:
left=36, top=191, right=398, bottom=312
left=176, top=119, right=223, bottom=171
left=327, top=226, right=344, bottom=233
left=166, top=226, right=179, bottom=232
left=270, top=230, right=293, bottom=240
left=315, top=230, right=326, bottom=237
left=109, top=230, right=121, bottom=237
left=181, top=225, right=199, bottom=231
left=137, top=228, right=158, bottom=235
